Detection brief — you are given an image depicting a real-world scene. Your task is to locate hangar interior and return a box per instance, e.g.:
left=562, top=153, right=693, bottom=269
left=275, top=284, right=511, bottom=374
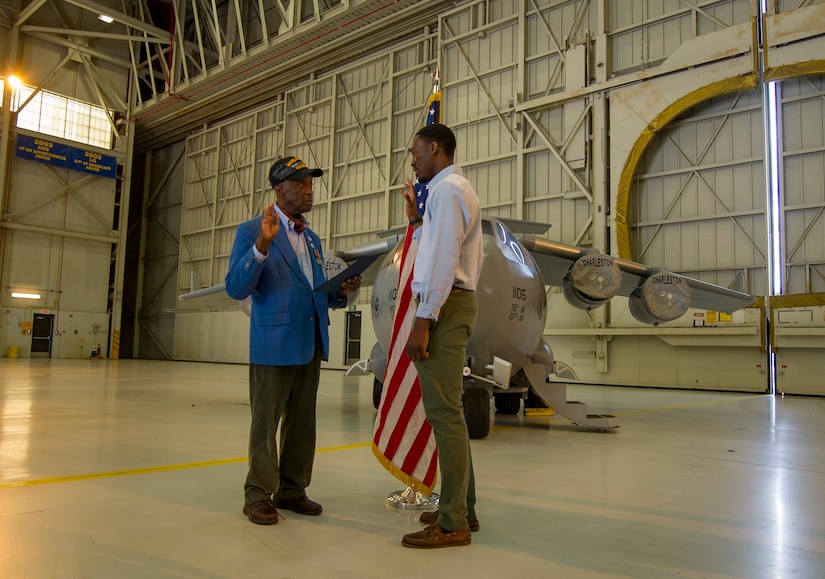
left=1, top=0, right=824, bottom=576
left=1, top=0, right=824, bottom=395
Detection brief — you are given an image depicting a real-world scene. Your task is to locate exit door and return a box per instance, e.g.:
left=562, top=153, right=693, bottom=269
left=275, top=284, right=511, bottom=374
left=31, top=313, right=55, bottom=358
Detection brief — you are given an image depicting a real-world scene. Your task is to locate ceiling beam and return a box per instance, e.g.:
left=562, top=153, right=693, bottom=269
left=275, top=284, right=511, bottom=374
left=62, top=0, right=170, bottom=39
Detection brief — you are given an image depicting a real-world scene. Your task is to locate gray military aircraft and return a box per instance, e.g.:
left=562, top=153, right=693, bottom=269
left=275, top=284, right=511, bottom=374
left=180, top=217, right=756, bottom=439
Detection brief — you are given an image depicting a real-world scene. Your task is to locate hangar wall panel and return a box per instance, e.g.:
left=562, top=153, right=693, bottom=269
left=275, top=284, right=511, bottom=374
left=772, top=297, right=825, bottom=395
left=780, top=75, right=825, bottom=294
left=629, top=90, right=768, bottom=291
left=160, top=0, right=825, bottom=396
left=1, top=137, right=117, bottom=358
left=127, top=143, right=186, bottom=360
left=610, top=0, right=753, bottom=74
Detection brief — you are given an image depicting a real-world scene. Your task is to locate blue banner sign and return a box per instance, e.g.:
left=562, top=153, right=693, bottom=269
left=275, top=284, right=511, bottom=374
left=16, top=134, right=69, bottom=168
left=69, top=147, right=117, bottom=178
left=16, top=134, right=117, bottom=179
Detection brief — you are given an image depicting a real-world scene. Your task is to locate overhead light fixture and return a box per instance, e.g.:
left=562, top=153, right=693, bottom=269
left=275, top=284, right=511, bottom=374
left=98, top=14, right=114, bottom=24
left=11, top=292, right=41, bottom=300
left=7, top=75, right=23, bottom=91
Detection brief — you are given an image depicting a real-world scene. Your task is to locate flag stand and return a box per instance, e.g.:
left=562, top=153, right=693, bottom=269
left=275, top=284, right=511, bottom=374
left=387, top=487, right=439, bottom=510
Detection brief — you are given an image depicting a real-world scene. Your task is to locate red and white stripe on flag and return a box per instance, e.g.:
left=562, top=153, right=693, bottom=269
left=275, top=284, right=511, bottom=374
left=371, top=225, right=438, bottom=494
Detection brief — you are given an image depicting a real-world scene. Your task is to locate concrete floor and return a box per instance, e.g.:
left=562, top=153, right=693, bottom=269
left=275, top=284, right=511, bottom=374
left=0, top=358, right=823, bottom=579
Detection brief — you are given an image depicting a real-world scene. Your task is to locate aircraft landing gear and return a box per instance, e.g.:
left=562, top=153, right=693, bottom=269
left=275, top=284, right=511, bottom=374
left=494, top=392, right=521, bottom=415
left=463, top=387, right=490, bottom=439
left=372, top=378, right=383, bottom=409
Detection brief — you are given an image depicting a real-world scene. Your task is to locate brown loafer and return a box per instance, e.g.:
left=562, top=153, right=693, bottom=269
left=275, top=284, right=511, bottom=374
left=274, top=495, right=322, bottom=516
left=419, top=509, right=480, bottom=532
left=402, top=525, right=471, bottom=549
left=243, top=499, right=279, bottom=525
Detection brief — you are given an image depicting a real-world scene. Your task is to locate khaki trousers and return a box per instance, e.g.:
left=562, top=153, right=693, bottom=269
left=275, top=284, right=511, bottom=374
left=414, top=290, right=478, bottom=532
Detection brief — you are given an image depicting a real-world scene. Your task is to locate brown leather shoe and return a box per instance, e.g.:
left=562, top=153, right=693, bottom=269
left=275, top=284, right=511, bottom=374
left=402, top=524, right=471, bottom=549
left=274, top=495, right=322, bottom=516
left=243, top=499, right=279, bottom=525
left=419, top=509, right=480, bottom=532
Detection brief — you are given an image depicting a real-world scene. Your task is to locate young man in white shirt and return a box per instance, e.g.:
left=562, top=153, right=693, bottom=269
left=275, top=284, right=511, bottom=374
left=399, top=124, right=484, bottom=548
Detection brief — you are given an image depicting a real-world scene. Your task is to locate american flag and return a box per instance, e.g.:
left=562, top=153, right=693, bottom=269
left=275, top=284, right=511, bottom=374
left=413, top=91, right=441, bottom=216
left=371, top=83, right=441, bottom=495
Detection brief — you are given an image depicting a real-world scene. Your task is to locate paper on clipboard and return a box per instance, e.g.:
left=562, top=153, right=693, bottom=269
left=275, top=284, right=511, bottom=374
left=314, top=253, right=382, bottom=292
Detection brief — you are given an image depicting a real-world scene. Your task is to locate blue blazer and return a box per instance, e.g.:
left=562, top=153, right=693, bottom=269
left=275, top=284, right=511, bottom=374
left=225, top=216, right=344, bottom=366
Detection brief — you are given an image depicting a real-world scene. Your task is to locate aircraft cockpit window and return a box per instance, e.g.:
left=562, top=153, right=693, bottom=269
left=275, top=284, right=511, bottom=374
left=494, top=221, right=507, bottom=243
left=388, top=242, right=403, bottom=265
left=509, top=240, right=526, bottom=265
left=490, top=220, right=527, bottom=265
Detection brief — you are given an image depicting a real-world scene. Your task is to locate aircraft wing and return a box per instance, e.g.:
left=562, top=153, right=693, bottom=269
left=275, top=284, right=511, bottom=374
left=333, top=235, right=402, bottom=286
left=178, top=235, right=402, bottom=310
left=178, top=282, right=235, bottom=310
left=518, top=237, right=585, bottom=287
left=519, top=235, right=756, bottom=314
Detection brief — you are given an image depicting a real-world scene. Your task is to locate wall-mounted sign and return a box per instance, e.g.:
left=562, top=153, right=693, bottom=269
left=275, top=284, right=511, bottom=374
left=16, top=134, right=69, bottom=168
left=69, top=147, right=117, bottom=178
left=16, top=134, right=117, bottom=179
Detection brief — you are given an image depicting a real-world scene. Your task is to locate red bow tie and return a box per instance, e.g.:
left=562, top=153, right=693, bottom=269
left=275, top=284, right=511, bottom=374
left=290, top=219, right=305, bottom=234
left=278, top=205, right=305, bottom=233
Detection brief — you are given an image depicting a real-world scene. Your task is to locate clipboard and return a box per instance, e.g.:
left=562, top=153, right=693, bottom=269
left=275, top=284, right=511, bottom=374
left=314, top=253, right=382, bottom=292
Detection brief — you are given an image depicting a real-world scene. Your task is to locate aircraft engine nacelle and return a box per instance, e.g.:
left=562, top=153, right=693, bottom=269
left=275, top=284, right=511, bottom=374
left=628, top=272, right=691, bottom=325
left=562, top=254, right=622, bottom=309
left=324, top=253, right=349, bottom=279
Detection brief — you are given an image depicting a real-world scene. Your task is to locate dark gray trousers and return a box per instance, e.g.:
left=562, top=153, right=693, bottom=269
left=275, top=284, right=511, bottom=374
left=245, top=348, right=321, bottom=504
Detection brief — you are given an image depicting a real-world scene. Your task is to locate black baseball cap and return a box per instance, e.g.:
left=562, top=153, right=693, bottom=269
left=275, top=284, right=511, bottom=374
left=269, top=156, right=323, bottom=187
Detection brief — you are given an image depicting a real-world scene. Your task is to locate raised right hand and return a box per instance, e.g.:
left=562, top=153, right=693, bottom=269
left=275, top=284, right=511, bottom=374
left=256, top=202, right=280, bottom=254
left=401, top=177, right=419, bottom=221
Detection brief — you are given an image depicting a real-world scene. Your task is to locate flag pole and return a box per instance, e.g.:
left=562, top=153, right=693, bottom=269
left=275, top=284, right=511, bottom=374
left=383, top=67, right=442, bottom=511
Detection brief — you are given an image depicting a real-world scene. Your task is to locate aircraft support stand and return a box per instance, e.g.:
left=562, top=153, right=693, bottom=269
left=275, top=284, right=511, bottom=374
left=522, top=361, right=619, bottom=429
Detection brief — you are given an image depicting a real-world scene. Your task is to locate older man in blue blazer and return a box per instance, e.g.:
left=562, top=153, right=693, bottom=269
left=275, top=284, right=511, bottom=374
left=226, top=156, right=361, bottom=525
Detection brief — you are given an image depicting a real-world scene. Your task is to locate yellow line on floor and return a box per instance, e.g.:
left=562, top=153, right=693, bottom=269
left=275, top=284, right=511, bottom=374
left=1, top=395, right=767, bottom=490
left=316, top=442, right=372, bottom=453
left=0, top=441, right=372, bottom=490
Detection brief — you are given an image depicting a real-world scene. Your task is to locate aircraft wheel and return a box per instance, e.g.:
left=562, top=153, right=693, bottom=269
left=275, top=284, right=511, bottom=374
left=494, top=392, right=521, bottom=415
left=463, top=388, right=490, bottom=439
left=372, top=378, right=383, bottom=410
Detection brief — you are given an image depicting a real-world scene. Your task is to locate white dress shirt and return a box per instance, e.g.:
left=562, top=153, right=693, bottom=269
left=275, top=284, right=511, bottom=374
left=412, top=165, right=483, bottom=321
